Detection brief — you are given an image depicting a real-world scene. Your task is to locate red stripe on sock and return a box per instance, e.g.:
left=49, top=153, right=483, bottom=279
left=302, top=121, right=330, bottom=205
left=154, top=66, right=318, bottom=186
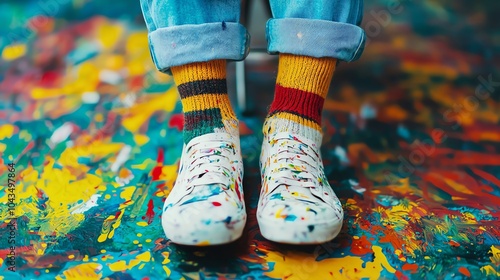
left=268, top=85, right=325, bottom=125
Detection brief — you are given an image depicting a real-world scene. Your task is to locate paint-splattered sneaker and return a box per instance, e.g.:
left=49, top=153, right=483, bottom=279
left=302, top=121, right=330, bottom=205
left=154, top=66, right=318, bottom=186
left=257, top=133, right=343, bottom=244
left=161, top=132, right=246, bottom=246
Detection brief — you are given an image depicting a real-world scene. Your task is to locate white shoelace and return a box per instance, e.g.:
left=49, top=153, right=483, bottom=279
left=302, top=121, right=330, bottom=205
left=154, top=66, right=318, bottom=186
left=266, top=134, right=324, bottom=191
left=183, top=137, right=237, bottom=189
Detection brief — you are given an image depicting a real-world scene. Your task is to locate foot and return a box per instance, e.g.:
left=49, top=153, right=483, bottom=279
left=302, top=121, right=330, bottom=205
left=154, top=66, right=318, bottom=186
left=162, top=132, right=246, bottom=246
left=257, top=132, right=343, bottom=244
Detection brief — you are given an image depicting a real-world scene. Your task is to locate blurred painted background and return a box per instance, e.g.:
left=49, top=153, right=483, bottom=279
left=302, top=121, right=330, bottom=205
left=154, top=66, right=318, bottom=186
left=1, top=0, right=500, bottom=279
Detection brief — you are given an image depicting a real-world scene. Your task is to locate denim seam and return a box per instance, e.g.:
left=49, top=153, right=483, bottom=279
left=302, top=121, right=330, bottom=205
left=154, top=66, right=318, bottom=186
left=350, top=31, right=365, bottom=62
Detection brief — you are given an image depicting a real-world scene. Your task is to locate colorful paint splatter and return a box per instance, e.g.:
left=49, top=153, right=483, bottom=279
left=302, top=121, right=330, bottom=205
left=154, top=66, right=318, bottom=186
left=1, top=0, right=499, bottom=279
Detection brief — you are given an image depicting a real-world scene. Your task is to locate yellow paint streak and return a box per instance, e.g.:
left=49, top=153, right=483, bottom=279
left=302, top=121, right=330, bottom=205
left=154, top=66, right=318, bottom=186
left=120, top=186, right=136, bottom=201
left=97, top=22, right=123, bottom=49
left=263, top=246, right=395, bottom=280
left=2, top=159, right=103, bottom=237
left=59, top=141, right=123, bottom=168
left=162, top=252, right=171, bottom=265
left=480, top=247, right=500, bottom=277
left=158, top=163, right=179, bottom=189
left=131, top=158, right=157, bottom=171
left=0, top=124, right=15, bottom=140
left=113, top=89, right=178, bottom=132
left=108, top=260, right=128, bottom=272
left=97, top=210, right=124, bottom=242
left=443, top=178, right=475, bottom=195
left=57, top=263, right=102, bottom=280
left=134, top=134, right=150, bottom=145
left=108, top=251, right=151, bottom=272
left=380, top=202, right=427, bottom=230
left=32, top=62, right=100, bottom=99
left=136, top=251, right=151, bottom=262
left=489, top=245, right=500, bottom=266
left=163, top=265, right=171, bottom=277
left=2, top=44, right=27, bottom=61
left=126, top=32, right=150, bottom=76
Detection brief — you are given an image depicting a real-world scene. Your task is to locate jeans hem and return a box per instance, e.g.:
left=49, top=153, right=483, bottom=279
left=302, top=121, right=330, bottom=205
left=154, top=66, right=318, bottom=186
left=149, top=22, right=250, bottom=74
left=266, top=18, right=365, bottom=62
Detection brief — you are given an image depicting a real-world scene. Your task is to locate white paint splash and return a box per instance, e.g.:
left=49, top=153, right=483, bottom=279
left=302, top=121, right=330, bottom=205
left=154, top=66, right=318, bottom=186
left=71, top=194, right=102, bottom=214
left=334, top=146, right=350, bottom=165
left=49, top=122, right=74, bottom=148
left=111, top=145, right=132, bottom=173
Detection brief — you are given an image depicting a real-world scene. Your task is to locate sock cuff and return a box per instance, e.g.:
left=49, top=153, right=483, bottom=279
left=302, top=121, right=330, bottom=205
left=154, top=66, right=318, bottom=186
left=277, top=54, right=336, bottom=97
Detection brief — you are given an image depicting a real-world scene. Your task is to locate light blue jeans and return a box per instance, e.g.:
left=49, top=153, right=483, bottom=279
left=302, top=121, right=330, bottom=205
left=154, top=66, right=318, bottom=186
left=140, top=0, right=365, bottom=74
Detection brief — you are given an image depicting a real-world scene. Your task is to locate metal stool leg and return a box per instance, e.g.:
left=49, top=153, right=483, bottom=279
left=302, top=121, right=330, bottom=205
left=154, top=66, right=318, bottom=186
left=236, top=0, right=272, bottom=115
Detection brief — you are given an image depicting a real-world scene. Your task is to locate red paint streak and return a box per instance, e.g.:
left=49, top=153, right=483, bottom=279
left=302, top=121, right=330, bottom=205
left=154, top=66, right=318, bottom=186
left=351, top=235, right=373, bottom=255
left=0, top=246, right=33, bottom=258
left=472, top=168, right=500, bottom=188
left=157, top=148, right=164, bottom=163
left=152, top=148, right=164, bottom=180
left=424, top=172, right=500, bottom=207
left=155, top=182, right=166, bottom=190
left=114, top=211, right=122, bottom=219
left=449, top=240, right=460, bottom=247
left=36, top=188, right=45, bottom=199
left=39, top=71, right=61, bottom=87
left=437, top=151, right=500, bottom=166
left=145, top=199, right=155, bottom=224
left=238, top=121, right=253, bottom=135
left=212, top=202, right=221, bottom=207
left=168, top=114, right=184, bottom=131
left=402, top=263, right=418, bottom=273
left=395, top=271, right=409, bottom=280
left=234, top=181, right=242, bottom=202
left=152, top=166, right=163, bottom=181
left=129, top=76, right=144, bottom=90
left=458, top=267, right=471, bottom=277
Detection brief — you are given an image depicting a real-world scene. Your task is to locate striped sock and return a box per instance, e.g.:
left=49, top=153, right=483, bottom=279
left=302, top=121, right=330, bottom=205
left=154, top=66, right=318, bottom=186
left=264, top=54, right=337, bottom=145
left=171, top=60, right=238, bottom=144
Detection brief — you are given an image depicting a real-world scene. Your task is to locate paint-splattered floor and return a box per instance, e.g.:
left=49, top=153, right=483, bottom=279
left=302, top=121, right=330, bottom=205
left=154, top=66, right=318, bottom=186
left=1, top=1, right=500, bottom=279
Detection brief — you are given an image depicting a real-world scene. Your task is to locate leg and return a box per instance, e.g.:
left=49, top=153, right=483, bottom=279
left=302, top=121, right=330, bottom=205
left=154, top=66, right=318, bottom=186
left=140, top=0, right=248, bottom=245
left=257, top=0, right=365, bottom=244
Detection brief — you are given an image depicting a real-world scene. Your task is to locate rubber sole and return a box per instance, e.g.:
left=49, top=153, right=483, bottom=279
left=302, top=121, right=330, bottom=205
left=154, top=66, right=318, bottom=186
left=162, top=215, right=246, bottom=246
left=257, top=214, right=343, bottom=245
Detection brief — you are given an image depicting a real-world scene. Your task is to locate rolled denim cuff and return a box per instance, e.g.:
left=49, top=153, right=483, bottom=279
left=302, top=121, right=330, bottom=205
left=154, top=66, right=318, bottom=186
left=148, top=22, right=250, bottom=74
left=266, top=18, right=365, bottom=62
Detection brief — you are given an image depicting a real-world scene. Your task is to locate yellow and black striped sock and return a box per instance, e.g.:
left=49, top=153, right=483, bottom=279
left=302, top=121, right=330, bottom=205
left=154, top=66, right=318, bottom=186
left=265, top=54, right=337, bottom=145
left=171, top=60, right=238, bottom=144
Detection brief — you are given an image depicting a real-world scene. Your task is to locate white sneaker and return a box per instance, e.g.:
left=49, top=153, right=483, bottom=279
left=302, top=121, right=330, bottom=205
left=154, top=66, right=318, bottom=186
left=257, top=133, right=343, bottom=244
left=161, top=132, right=246, bottom=246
